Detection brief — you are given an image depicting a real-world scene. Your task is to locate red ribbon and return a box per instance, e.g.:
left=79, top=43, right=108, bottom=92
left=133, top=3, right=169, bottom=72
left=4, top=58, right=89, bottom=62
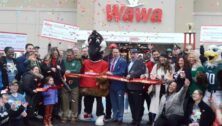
left=36, top=85, right=63, bottom=92
left=37, top=74, right=161, bottom=92
left=65, top=73, right=161, bottom=85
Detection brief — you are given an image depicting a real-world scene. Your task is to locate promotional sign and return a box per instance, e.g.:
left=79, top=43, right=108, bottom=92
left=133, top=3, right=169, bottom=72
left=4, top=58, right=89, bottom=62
left=200, top=26, right=222, bottom=43
left=41, top=20, right=79, bottom=43
left=0, top=32, right=27, bottom=51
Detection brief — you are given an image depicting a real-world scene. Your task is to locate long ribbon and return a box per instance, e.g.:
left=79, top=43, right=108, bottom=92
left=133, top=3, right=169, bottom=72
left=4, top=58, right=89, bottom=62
left=65, top=73, right=161, bottom=85
left=36, top=74, right=161, bottom=92
left=36, top=85, right=63, bottom=92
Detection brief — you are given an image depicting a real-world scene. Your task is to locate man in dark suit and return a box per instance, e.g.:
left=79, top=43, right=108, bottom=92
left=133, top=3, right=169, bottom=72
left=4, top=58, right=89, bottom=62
left=126, top=48, right=146, bottom=126
left=106, top=48, right=127, bottom=124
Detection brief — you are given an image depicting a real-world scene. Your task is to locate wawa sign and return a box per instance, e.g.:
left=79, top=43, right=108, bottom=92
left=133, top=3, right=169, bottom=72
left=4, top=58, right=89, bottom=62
left=106, top=0, right=163, bottom=23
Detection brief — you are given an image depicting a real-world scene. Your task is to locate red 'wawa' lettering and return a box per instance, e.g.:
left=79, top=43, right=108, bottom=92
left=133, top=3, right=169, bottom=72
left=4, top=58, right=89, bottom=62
left=106, top=4, right=163, bottom=23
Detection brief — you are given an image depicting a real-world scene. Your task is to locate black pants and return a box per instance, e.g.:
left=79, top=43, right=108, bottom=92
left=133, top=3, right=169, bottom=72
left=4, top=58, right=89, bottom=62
left=141, top=91, right=151, bottom=117
left=84, top=95, right=104, bottom=116
left=78, top=95, right=82, bottom=115
left=105, top=93, right=112, bottom=118
left=26, top=93, right=41, bottom=118
left=128, top=90, right=144, bottom=125
left=154, top=115, right=184, bottom=126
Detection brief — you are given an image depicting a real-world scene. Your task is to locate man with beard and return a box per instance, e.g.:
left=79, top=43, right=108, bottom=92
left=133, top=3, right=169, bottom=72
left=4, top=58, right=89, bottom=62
left=152, top=50, right=160, bottom=63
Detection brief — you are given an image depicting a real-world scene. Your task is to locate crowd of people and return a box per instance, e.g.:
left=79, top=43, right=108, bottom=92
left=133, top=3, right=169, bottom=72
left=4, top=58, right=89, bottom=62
left=0, top=42, right=221, bottom=126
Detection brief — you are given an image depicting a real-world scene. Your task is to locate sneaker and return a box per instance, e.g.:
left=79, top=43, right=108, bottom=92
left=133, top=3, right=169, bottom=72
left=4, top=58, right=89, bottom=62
left=104, top=116, right=112, bottom=122
left=33, top=112, right=43, bottom=120
left=70, top=117, right=78, bottom=123
left=83, top=113, right=93, bottom=120
left=61, top=117, right=68, bottom=123
left=95, top=115, right=105, bottom=126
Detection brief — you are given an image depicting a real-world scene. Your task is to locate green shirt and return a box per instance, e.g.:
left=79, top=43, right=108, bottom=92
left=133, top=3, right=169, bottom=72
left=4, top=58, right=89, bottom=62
left=64, top=59, right=82, bottom=89
left=204, top=64, right=222, bottom=91
left=189, top=66, right=205, bottom=95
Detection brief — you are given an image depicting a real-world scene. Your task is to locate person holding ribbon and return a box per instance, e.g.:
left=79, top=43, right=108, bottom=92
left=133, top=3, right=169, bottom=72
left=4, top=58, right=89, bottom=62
left=42, top=76, right=58, bottom=126
left=126, top=48, right=146, bottom=126
left=106, top=48, right=127, bottom=124
left=61, top=49, right=82, bottom=123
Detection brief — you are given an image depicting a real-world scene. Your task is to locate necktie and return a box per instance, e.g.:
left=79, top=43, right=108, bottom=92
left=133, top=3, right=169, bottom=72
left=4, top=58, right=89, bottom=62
left=111, top=58, right=116, bottom=71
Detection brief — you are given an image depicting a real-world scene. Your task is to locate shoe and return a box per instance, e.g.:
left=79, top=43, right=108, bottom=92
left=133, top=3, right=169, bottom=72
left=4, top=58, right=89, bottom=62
left=34, top=112, right=43, bottom=120
left=95, top=115, right=105, bottom=126
left=104, top=117, right=112, bottom=122
left=83, top=113, right=93, bottom=120
left=61, top=117, right=68, bottom=123
left=35, top=115, right=43, bottom=120
left=71, top=117, right=78, bottom=123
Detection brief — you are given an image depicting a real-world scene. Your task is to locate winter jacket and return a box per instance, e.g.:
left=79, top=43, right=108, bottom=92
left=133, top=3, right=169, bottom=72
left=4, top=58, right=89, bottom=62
left=21, top=71, right=42, bottom=96
left=0, top=103, right=25, bottom=126
left=42, top=84, right=58, bottom=105
left=186, top=100, right=215, bottom=126
left=0, top=56, right=18, bottom=88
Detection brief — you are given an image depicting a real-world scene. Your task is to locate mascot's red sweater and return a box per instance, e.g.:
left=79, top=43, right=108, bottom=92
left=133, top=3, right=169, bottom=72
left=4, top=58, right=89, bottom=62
left=80, top=59, right=108, bottom=88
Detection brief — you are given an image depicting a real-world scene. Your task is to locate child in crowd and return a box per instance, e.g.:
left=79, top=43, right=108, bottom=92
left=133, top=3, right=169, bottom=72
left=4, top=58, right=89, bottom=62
left=0, top=93, right=26, bottom=126
left=42, top=76, right=58, bottom=126
left=8, top=80, right=28, bottom=126
left=0, top=93, right=10, bottom=126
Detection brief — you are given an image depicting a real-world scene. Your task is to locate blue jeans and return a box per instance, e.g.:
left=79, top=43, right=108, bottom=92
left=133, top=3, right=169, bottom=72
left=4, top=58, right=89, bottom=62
left=110, top=89, right=125, bottom=121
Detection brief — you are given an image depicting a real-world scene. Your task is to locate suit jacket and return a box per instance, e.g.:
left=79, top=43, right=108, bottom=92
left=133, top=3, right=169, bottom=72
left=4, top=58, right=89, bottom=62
left=127, top=59, right=146, bottom=90
left=110, top=57, right=127, bottom=90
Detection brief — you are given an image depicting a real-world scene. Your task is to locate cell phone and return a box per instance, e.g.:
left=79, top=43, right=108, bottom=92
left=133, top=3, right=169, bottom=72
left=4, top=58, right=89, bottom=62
left=180, top=71, right=185, bottom=74
left=180, top=71, right=185, bottom=78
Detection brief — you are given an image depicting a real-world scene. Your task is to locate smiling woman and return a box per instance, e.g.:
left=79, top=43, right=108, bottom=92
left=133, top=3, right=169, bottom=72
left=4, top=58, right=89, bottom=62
left=154, top=79, right=190, bottom=126
left=186, top=89, right=215, bottom=126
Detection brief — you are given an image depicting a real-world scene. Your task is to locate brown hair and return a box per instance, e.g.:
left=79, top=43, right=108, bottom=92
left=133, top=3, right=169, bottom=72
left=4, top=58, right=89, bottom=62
left=44, top=76, right=53, bottom=84
left=175, top=56, right=191, bottom=71
left=157, top=57, right=172, bottom=74
left=49, top=47, right=61, bottom=58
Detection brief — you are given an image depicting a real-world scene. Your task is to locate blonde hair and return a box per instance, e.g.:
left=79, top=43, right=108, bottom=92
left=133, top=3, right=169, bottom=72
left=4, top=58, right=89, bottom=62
left=188, top=50, right=202, bottom=67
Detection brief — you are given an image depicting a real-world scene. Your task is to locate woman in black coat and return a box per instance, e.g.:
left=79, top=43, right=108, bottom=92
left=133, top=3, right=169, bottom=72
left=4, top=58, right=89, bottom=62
left=174, top=56, right=192, bottom=91
left=186, top=89, right=215, bottom=126
left=21, top=66, right=43, bottom=124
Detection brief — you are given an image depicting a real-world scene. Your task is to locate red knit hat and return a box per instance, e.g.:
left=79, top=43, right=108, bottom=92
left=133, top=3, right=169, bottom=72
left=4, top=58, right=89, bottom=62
left=109, top=43, right=118, bottom=49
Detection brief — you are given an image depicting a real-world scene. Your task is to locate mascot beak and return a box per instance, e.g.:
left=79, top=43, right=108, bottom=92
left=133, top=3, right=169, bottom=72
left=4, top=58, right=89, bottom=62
left=204, top=50, right=218, bottom=63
